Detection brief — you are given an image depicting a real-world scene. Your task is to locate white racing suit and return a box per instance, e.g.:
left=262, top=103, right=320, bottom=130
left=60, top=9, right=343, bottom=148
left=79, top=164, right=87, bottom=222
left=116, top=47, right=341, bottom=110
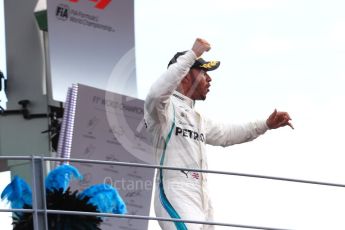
left=144, top=50, right=269, bottom=230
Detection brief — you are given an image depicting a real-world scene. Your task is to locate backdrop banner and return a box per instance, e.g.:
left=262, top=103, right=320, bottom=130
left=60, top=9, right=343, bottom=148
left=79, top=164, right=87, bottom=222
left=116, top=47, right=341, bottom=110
left=59, top=83, right=155, bottom=230
left=47, top=0, right=137, bottom=102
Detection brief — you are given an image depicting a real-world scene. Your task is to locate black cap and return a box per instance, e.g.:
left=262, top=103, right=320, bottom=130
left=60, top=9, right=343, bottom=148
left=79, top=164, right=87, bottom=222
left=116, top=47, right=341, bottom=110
left=167, top=51, right=220, bottom=71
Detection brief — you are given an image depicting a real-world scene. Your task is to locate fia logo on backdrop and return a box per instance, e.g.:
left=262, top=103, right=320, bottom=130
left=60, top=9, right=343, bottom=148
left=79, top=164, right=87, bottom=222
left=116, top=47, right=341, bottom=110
left=56, top=4, right=69, bottom=21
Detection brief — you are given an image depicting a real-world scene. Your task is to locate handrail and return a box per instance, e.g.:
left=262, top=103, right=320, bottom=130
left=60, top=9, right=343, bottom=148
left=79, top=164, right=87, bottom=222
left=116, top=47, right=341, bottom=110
left=2, top=155, right=343, bottom=229
left=1, top=155, right=345, bottom=188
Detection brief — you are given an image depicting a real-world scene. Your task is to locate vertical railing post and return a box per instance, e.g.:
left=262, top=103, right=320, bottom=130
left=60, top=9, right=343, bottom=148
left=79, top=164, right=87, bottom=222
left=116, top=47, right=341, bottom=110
left=31, top=155, right=46, bottom=230
left=40, top=156, right=49, bottom=229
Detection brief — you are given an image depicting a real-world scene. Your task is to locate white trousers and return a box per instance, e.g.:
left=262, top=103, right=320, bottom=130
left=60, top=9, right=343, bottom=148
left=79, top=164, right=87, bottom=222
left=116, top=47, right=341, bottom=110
left=154, top=180, right=214, bottom=230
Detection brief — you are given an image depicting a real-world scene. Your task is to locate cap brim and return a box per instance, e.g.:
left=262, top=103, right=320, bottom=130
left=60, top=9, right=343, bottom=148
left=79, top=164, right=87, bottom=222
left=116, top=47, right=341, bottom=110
left=192, top=60, right=220, bottom=71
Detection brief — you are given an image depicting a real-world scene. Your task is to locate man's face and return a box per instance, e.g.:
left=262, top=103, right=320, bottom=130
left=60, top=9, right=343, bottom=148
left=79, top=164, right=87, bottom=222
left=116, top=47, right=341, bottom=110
left=187, top=68, right=212, bottom=100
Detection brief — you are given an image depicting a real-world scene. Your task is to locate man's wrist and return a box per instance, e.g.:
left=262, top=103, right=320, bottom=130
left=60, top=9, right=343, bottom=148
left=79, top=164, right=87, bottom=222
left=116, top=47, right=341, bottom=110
left=189, top=49, right=197, bottom=59
left=265, top=119, right=271, bottom=130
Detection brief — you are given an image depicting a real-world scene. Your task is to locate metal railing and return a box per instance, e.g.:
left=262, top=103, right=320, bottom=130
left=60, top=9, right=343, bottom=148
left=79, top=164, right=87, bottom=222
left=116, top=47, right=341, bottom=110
left=1, top=155, right=345, bottom=230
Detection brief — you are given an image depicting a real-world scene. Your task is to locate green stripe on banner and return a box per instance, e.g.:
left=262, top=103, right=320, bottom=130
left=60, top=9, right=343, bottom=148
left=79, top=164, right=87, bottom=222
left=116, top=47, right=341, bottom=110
left=34, top=10, right=48, bottom=31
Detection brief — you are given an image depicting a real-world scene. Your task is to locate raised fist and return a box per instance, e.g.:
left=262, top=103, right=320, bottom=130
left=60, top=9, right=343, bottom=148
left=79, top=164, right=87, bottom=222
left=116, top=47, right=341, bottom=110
left=192, top=38, right=211, bottom=57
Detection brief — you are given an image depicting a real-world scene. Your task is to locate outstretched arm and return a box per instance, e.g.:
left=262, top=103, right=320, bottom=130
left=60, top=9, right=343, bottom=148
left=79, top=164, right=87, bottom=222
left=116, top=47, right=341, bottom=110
left=205, top=110, right=293, bottom=147
left=205, top=118, right=269, bottom=147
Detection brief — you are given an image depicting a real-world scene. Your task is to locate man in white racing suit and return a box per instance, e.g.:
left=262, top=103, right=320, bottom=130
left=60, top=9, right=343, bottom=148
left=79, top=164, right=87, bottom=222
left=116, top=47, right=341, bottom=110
left=144, top=38, right=293, bottom=230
